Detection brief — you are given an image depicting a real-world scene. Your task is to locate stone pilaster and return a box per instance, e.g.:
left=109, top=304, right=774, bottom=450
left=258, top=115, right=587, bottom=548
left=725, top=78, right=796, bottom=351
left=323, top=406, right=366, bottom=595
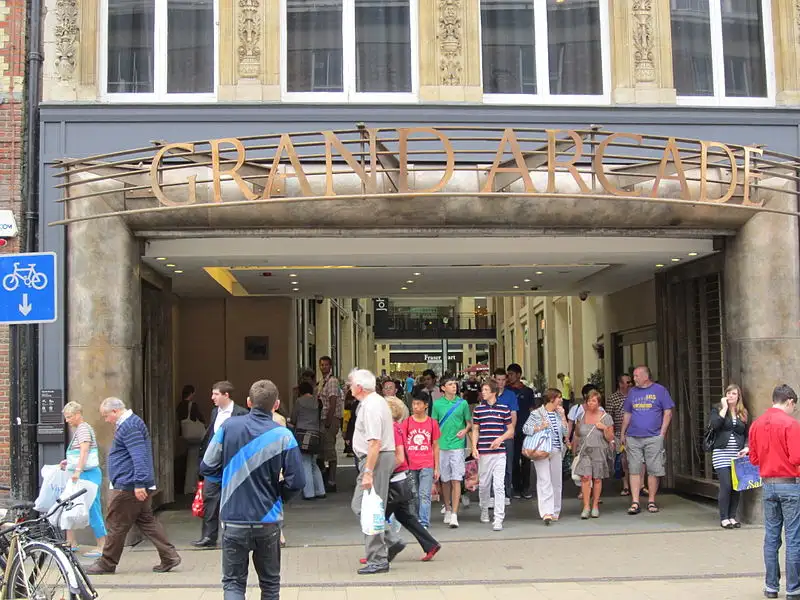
left=772, top=1, right=800, bottom=106
left=419, top=0, right=481, bottom=102
left=611, top=0, right=676, bottom=104
left=219, top=0, right=280, bottom=101
left=43, top=0, right=97, bottom=101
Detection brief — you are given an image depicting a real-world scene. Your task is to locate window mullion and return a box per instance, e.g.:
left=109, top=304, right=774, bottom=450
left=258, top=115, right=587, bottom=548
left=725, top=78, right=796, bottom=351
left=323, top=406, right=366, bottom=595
left=343, top=0, right=356, bottom=98
left=708, top=0, right=725, bottom=101
left=154, top=0, right=168, bottom=97
left=533, top=0, right=549, bottom=97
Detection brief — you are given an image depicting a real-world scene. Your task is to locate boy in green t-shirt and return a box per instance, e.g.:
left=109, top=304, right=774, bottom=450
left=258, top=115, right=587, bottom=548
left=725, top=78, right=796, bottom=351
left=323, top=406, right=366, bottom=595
left=430, top=378, right=472, bottom=528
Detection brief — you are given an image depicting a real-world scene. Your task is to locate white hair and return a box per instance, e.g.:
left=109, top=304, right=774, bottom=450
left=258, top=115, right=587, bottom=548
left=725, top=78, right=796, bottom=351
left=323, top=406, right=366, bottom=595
left=100, top=397, right=126, bottom=412
left=348, top=368, right=376, bottom=392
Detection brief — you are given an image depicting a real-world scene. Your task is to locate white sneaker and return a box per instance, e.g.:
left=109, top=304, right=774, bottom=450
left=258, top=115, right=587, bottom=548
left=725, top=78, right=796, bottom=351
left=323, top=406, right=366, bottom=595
left=440, top=504, right=446, bottom=514
left=461, top=495, right=471, bottom=507
left=493, top=520, right=503, bottom=531
left=488, top=498, right=495, bottom=509
left=443, top=510, right=452, bottom=525
left=505, top=497, right=511, bottom=506
left=449, top=514, right=459, bottom=528
left=480, top=510, right=490, bottom=523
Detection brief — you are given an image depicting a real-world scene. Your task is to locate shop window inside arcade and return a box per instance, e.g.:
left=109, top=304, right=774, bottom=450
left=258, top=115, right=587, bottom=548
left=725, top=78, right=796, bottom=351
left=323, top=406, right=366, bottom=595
left=105, top=0, right=216, bottom=98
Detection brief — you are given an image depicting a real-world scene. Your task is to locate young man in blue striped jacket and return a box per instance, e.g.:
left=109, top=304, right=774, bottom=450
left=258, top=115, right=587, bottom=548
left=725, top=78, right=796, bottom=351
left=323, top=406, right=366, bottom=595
left=200, top=379, right=305, bottom=600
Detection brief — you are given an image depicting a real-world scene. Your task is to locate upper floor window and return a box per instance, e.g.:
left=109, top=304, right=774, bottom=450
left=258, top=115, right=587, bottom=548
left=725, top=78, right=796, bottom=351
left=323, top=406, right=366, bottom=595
left=283, top=0, right=417, bottom=101
left=480, top=0, right=610, bottom=103
left=103, top=0, right=217, bottom=100
left=670, top=0, right=774, bottom=104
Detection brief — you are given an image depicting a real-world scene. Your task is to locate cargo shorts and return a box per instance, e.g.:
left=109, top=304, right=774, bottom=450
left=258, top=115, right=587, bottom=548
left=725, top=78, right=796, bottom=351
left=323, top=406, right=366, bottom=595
left=625, top=435, right=666, bottom=477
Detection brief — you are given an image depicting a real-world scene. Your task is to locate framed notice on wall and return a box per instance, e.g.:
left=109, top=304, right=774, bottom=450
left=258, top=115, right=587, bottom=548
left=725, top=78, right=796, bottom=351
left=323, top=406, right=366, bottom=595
left=245, top=336, right=269, bottom=361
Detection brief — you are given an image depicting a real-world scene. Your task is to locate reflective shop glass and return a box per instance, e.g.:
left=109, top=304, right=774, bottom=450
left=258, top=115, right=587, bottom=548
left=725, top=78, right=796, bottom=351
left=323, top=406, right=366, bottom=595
left=670, top=0, right=767, bottom=98
left=287, top=0, right=344, bottom=92
left=481, top=0, right=536, bottom=94
left=107, top=0, right=155, bottom=93
left=546, top=0, right=602, bottom=95
left=355, top=0, right=412, bottom=93
left=167, top=0, right=214, bottom=93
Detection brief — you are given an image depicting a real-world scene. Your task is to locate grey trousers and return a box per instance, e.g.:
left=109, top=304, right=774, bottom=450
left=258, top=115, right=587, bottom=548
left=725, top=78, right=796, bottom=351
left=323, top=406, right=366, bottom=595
left=351, top=451, right=398, bottom=566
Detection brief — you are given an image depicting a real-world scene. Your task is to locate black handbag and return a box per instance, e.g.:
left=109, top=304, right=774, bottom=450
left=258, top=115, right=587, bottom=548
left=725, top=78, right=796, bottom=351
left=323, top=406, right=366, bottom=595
left=702, top=422, right=716, bottom=452
left=388, top=475, right=413, bottom=505
left=295, top=428, right=321, bottom=454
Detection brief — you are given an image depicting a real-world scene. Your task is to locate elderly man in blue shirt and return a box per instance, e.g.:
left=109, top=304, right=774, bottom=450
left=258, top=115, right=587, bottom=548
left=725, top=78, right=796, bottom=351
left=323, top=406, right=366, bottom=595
left=201, top=379, right=305, bottom=600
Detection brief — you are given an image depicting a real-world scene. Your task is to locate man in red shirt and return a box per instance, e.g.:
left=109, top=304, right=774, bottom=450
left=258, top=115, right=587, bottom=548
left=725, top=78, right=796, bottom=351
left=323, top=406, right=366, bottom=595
left=748, top=384, right=800, bottom=600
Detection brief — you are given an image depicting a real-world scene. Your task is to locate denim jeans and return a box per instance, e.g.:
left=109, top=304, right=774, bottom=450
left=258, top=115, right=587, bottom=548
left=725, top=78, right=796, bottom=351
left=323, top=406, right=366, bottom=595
left=762, top=482, right=800, bottom=596
left=301, top=453, right=326, bottom=499
left=222, top=523, right=281, bottom=600
left=409, top=468, right=434, bottom=526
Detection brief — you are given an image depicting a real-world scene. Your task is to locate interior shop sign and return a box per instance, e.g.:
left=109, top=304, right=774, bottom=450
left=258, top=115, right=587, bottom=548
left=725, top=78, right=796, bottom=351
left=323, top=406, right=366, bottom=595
left=149, top=128, right=766, bottom=207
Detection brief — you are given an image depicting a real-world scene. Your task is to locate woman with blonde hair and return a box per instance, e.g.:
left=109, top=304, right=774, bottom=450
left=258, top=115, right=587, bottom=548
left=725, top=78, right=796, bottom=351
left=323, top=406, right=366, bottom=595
left=709, top=383, right=750, bottom=528
left=60, top=401, right=106, bottom=557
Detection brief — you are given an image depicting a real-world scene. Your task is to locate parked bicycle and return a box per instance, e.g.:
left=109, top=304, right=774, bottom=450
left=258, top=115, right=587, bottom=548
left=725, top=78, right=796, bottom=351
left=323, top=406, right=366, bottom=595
left=0, top=486, right=97, bottom=600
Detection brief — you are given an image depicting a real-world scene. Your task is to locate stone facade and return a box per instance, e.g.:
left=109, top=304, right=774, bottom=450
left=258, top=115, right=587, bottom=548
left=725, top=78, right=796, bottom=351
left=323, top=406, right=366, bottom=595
left=0, top=0, right=25, bottom=488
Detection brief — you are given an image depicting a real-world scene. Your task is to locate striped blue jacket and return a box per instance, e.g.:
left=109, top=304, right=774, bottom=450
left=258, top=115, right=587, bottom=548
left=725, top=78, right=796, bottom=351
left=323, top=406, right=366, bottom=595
left=199, top=407, right=305, bottom=524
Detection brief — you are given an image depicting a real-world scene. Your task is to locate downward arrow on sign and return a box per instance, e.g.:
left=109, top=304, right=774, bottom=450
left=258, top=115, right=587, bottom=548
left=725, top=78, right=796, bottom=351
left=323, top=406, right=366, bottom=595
left=19, top=293, right=32, bottom=316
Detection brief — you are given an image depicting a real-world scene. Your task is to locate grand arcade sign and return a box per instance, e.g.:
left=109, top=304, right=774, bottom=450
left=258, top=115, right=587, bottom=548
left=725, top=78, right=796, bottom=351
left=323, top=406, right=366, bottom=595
left=54, top=126, right=800, bottom=224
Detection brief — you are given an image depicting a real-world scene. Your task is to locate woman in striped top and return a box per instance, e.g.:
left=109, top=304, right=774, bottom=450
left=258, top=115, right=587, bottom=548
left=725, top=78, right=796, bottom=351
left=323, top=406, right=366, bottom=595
left=522, top=388, right=568, bottom=525
left=709, top=384, right=750, bottom=529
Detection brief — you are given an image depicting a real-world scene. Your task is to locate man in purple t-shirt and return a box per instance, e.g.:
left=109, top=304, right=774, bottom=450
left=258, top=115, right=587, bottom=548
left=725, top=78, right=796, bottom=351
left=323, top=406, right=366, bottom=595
left=621, top=365, right=674, bottom=515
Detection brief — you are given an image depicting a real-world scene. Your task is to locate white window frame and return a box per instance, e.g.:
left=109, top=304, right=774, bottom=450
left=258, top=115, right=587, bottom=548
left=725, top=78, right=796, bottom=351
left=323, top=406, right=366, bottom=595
left=280, top=0, right=419, bottom=103
left=675, top=0, right=775, bottom=107
left=480, top=0, right=611, bottom=106
left=99, top=0, right=219, bottom=103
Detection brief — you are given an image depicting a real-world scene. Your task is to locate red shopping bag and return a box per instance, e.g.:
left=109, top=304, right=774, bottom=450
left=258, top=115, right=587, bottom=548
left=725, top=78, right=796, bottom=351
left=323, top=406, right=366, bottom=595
left=464, top=459, right=479, bottom=492
left=431, top=480, right=440, bottom=502
left=192, top=481, right=205, bottom=518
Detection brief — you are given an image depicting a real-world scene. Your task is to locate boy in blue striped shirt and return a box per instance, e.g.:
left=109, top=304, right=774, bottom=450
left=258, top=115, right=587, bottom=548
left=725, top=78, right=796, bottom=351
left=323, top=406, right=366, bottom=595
left=472, top=379, right=514, bottom=531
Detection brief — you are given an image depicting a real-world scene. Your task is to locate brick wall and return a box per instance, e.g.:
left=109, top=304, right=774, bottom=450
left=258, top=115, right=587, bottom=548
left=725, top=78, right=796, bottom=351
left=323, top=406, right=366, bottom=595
left=0, top=0, right=26, bottom=489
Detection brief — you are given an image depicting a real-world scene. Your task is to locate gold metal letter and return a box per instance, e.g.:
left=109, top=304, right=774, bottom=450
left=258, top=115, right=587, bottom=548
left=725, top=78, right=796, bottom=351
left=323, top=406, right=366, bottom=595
left=261, top=134, right=313, bottom=199
left=481, top=128, right=536, bottom=193
left=398, top=128, right=455, bottom=193
left=150, top=142, right=197, bottom=206
left=593, top=133, right=642, bottom=196
left=650, top=138, right=690, bottom=198
left=546, top=129, right=590, bottom=193
left=323, top=130, right=378, bottom=196
left=699, top=141, right=737, bottom=203
left=210, top=138, right=259, bottom=202
left=742, top=146, right=765, bottom=206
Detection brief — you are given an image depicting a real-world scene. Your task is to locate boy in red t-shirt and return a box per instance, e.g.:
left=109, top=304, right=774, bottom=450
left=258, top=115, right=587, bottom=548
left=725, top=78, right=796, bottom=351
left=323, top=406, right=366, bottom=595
left=402, top=395, right=441, bottom=528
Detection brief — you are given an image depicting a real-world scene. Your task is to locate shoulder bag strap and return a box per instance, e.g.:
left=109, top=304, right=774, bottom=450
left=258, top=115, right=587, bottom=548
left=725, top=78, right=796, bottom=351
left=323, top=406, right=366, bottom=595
left=439, top=400, right=464, bottom=427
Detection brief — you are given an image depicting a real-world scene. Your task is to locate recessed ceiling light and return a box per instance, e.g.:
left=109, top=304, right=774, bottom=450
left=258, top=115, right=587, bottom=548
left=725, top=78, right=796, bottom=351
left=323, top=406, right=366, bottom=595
left=671, top=258, right=681, bottom=262
left=406, top=280, right=414, bottom=284
left=413, top=272, right=421, bottom=276
left=289, top=273, right=297, bottom=277
left=401, top=286, right=408, bottom=290
left=688, top=252, right=698, bottom=257
left=156, top=257, right=166, bottom=261
left=166, top=263, right=176, bottom=267
left=524, top=278, right=531, bottom=283
left=292, top=287, right=300, bottom=291
left=656, top=264, right=664, bottom=268
left=174, top=270, right=184, bottom=274
left=513, top=285, right=519, bottom=289
left=536, top=271, right=544, bottom=275
left=291, top=281, right=298, bottom=285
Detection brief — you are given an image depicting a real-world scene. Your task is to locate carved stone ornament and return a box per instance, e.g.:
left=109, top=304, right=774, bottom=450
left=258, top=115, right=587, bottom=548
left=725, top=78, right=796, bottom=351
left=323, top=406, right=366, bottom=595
left=54, top=0, right=79, bottom=81
left=632, top=0, right=655, bottom=84
left=238, top=0, right=262, bottom=79
left=438, top=0, right=462, bottom=86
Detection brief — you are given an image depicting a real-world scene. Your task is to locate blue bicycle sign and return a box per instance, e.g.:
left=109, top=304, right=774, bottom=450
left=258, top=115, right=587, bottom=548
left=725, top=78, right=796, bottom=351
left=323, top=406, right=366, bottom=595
left=0, top=252, right=57, bottom=325
left=2, top=262, right=49, bottom=292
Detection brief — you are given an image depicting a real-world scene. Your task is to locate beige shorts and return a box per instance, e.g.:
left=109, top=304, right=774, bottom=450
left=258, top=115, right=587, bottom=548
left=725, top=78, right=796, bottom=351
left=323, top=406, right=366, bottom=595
left=321, top=419, right=341, bottom=462
left=625, top=435, right=666, bottom=477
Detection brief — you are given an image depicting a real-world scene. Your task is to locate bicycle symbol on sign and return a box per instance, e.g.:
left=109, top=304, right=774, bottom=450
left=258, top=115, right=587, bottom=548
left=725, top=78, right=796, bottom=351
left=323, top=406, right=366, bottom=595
left=2, top=262, right=48, bottom=292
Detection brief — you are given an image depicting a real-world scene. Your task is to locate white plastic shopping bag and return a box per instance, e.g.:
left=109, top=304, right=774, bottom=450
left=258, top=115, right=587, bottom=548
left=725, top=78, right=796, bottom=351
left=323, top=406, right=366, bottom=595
left=56, top=479, right=99, bottom=530
left=34, top=465, right=70, bottom=513
left=360, top=489, right=385, bottom=536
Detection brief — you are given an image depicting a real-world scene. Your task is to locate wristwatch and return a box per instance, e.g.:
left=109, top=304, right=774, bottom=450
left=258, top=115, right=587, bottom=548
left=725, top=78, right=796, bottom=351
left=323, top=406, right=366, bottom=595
left=363, top=467, right=373, bottom=474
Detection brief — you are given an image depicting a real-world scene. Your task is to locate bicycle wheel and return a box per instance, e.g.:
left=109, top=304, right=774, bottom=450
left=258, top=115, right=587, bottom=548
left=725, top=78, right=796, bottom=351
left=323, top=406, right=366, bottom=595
left=4, top=542, right=77, bottom=600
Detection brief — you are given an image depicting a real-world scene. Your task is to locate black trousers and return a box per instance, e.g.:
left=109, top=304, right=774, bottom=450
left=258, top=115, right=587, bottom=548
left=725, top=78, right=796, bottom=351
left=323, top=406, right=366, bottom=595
left=386, top=478, right=439, bottom=554
left=512, top=433, right=532, bottom=494
left=716, top=467, right=741, bottom=521
left=222, top=523, right=281, bottom=600
left=202, top=479, right=222, bottom=542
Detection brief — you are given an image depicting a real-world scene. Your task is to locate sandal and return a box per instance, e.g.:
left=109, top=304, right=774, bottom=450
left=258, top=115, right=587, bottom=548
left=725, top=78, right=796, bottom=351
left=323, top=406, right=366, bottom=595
left=647, top=502, right=659, bottom=513
left=620, top=488, right=631, bottom=496
left=627, top=502, right=641, bottom=515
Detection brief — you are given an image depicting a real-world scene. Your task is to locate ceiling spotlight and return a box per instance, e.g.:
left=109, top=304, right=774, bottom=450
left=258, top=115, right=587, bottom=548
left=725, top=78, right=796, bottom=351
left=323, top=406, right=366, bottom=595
left=513, top=285, right=519, bottom=289
left=155, top=257, right=166, bottom=261
left=523, top=278, right=531, bottom=283
left=291, top=281, right=298, bottom=285
left=166, top=263, right=176, bottom=268
left=289, top=273, right=297, bottom=277
left=292, top=287, right=300, bottom=292
left=401, top=286, right=408, bottom=290
left=406, top=280, right=414, bottom=284
left=656, top=264, right=665, bottom=268
left=536, top=271, right=543, bottom=275
left=688, top=252, right=698, bottom=257
left=174, top=270, right=184, bottom=274
left=413, top=272, right=421, bottom=276
left=671, top=258, right=681, bottom=262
